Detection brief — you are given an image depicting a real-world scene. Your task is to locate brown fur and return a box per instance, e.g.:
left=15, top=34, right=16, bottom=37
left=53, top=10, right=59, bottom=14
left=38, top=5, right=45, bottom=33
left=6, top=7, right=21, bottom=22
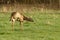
left=10, top=12, right=34, bottom=31
left=23, top=15, right=34, bottom=22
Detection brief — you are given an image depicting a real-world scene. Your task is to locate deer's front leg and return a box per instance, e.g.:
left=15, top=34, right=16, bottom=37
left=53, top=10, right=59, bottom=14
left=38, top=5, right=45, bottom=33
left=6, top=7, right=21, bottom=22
left=19, top=16, right=24, bottom=31
left=20, top=21, right=23, bottom=31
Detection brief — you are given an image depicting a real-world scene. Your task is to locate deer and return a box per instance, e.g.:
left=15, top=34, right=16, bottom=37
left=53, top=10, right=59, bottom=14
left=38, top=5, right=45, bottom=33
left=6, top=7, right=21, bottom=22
left=10, top=12, right=34, bottom=31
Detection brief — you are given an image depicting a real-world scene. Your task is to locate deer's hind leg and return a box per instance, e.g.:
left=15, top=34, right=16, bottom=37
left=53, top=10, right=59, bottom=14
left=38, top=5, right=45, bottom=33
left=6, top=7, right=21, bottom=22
left=11, top=19, right=15, bottom=31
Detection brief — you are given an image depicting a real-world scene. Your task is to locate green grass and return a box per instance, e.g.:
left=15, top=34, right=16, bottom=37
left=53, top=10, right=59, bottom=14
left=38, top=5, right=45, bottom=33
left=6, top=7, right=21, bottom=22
left=0, top=11, right=60, bottom=40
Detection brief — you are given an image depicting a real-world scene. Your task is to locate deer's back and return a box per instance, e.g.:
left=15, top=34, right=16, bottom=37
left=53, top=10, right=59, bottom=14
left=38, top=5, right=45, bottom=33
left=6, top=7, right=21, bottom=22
left=11, top=12, right=24, bottom=20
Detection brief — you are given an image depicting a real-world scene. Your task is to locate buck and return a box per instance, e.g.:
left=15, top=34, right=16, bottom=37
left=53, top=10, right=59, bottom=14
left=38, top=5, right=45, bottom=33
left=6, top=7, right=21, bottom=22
left=10, top=12, right=34, bottom=31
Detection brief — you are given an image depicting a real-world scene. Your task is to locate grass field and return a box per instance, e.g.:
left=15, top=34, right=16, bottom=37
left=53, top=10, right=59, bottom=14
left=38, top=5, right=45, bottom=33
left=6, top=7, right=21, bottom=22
left=0, top=10, right=60, bottom=40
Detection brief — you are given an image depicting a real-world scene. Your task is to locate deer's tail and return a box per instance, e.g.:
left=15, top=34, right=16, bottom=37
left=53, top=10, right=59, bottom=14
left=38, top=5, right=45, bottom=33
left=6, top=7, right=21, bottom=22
left=23, top=15, right=34, bottom=22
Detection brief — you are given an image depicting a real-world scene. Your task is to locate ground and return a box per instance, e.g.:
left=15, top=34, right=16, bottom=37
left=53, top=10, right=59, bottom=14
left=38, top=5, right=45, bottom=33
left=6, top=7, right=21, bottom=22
left=0, top=10, right=60, bottom=40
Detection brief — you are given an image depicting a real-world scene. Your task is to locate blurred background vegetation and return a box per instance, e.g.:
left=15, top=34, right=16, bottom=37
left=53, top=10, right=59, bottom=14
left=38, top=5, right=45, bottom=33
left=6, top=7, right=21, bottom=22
left=0, top=0, right=60, bottom=12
